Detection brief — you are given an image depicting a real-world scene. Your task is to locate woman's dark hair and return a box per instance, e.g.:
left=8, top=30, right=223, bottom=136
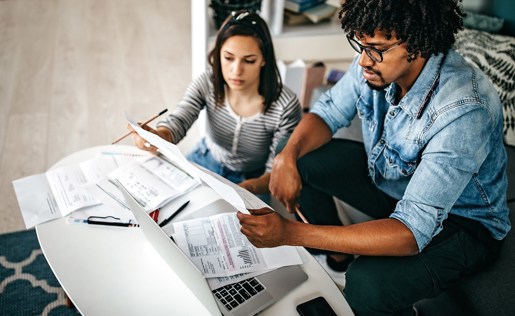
left=339, top=0, right=465, bottom=61
left=208, top=10, right=282, bottom=112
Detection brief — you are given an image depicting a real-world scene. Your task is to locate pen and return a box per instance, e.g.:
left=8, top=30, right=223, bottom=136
left=111, top=108, right=168, bottom=144
left=68, top=218, right=139, bottom=227
left=87, top=219, right=140, bottom=227
left=159, top=200, right=190, bottom=227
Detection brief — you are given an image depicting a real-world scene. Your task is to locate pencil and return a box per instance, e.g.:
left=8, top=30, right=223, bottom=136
left=295, top=207, right=309, bottom=224
left=111, top=108, right=168, bottom=144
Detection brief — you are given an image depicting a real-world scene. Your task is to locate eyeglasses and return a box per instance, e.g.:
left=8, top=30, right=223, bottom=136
left=346, top=34, right=405, bottom=63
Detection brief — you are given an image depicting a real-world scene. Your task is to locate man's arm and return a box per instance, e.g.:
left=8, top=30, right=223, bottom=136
left=237, top=209, right=419, bottom=256
left=269, top=113, right=333, bottom=212
left=277, top=113, right=333, bottom=158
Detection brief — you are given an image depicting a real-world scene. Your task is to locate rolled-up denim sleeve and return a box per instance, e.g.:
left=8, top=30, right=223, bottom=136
left=310, top=57, right=361, bottom=134
left=390, top=105, right=494, bottom=251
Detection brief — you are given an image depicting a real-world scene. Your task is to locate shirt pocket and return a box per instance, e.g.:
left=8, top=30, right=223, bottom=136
left=379, top=145, right=418, bottom=180
left=355, top=96, right=377, bottom=133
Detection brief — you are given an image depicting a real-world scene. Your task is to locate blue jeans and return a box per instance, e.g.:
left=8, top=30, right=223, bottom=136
left=186, top=139, right=270, bottom=203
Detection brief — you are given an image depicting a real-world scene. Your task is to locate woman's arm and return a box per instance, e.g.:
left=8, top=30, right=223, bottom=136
left=239, top=173, right=271, bottom=195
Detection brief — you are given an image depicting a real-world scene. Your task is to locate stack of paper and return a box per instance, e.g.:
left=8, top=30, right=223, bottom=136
left=13, top=154, right=142, bottom=228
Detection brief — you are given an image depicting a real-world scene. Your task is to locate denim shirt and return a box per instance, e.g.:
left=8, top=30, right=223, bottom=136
left=311, top=51, right=510, bottom=251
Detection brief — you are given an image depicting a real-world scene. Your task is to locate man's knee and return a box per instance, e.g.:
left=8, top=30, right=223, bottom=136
left=344, top=257, right=417, bottom=315
left=344, top=258, right=387, bottom=315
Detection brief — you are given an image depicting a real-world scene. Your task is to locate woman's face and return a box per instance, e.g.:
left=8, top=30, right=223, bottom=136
left=220, top=35, right=264, bottom=93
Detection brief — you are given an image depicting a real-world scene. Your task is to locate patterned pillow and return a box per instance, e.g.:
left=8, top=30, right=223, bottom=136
left=453, top=28, right=515, bottom=146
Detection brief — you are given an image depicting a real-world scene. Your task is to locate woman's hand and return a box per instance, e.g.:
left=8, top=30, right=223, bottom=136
left=127, top=124, right=172, bottom=153
left=238, top=173, right=271, bottom=195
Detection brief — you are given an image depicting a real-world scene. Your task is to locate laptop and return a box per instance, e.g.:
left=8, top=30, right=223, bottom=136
left=116, top=180, right=308, bottom=316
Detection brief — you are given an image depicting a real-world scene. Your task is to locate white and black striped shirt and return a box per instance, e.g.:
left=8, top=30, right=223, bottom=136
left=157, top=70, right=302, bottom=173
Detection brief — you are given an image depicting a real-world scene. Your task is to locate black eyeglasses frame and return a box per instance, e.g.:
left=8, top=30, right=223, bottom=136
left=346, top=34, right=405, bottom=63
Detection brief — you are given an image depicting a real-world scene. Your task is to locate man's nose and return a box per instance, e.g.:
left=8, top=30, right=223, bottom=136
left=358, top=50, right=375, bottom=67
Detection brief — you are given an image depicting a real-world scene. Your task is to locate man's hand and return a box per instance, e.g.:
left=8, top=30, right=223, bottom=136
left=269, top=153, right=302, bottom=213
left=237, top=208, right=297, bottom=248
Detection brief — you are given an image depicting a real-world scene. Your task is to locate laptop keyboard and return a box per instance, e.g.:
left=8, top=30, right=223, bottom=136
left=212, top=277, right=265, bottom=311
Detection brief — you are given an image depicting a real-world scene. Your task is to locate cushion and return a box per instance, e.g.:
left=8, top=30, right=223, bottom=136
left=464, top=11, right=504, bottom=33
left=453, top=28, right=515, bottom=146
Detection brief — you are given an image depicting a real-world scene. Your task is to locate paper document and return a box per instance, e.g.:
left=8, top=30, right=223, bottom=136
left=45, top=164, right=99, bottom=214
left=108, top=155, right=199, bottom=211
left=126, top=112, right=246, bottom=212
left=172, top=212, right=302, bottom=278
left=13, top=154, right=136, bottom=228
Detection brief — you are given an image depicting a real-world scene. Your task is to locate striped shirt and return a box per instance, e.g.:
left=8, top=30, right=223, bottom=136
left=156, top=70, right=302, bottom=173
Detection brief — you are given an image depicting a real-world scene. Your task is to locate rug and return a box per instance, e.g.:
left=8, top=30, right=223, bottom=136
left=0, top=229, right=80, bottom=316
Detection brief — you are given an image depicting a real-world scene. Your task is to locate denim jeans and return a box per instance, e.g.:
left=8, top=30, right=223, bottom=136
left=296, top=139, right=503, bottom=315
left=187, top=139, right=270, bottom=203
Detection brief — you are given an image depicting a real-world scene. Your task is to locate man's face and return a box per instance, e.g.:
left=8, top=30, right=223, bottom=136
left=355, top=31, right=422, bottom=94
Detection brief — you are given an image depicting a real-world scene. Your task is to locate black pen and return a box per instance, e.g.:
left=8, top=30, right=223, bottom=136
left=85, top=219, right=139, bottom=227
left=159, top=200, right=190, bottom=227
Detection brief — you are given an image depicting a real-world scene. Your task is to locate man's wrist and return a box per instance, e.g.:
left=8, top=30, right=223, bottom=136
left=283, top=219, right=304, bottom=246
left=275, top=149, right=298, bottom=169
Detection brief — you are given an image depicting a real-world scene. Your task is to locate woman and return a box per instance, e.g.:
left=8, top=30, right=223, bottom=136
left=131, top=10, right=301, bottom=196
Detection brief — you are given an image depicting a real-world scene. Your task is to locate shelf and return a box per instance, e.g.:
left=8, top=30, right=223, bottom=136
left=280, top=14, right=343, bottom=37
left=192, top=0, right=355, bottom=77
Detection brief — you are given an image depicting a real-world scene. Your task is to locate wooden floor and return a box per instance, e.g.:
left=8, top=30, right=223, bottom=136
left=0, top=0, right=199, bottom=234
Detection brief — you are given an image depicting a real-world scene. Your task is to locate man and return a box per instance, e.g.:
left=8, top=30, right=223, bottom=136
left=237, top=0, right=510, bottom=314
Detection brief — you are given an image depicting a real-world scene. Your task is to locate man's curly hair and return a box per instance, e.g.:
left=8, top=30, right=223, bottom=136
left=339, top=0, right=465, bottom=61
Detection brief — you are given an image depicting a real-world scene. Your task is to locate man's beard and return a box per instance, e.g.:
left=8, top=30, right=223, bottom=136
left=364, top=67, right=389, bottom=91
left=366, top=80, right=390, bottom=91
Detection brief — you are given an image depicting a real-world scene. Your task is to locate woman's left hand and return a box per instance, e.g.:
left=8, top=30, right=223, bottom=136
left=238, top=173, right=271, bottom=195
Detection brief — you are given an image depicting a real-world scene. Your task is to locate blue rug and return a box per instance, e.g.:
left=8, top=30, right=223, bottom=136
left=0, top=229, right=80, bottom=316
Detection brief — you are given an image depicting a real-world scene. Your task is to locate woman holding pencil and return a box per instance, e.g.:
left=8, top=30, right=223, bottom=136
left=129, top=11, right=301, bottom=198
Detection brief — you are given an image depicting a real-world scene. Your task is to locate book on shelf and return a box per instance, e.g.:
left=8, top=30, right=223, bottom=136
left=283, top=10, right=311, bottom=26
left=302, top=2, right=338, bottom=23
left=284, top=0, right=326, bottom=13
